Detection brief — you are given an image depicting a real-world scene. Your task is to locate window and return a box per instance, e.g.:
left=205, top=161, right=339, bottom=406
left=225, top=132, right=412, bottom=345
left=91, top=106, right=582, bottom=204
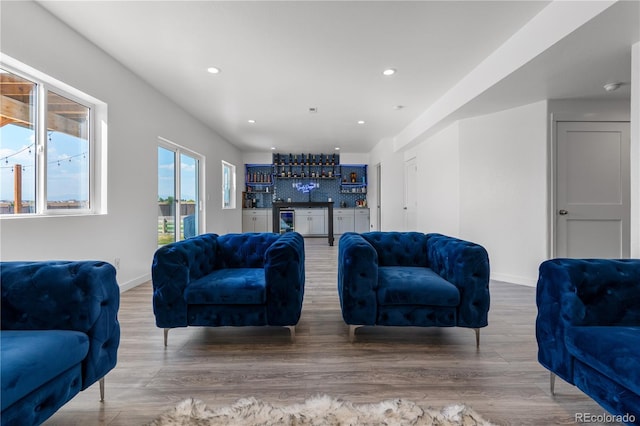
left=0, top=56, right=106, bottom=216
left=222, top=160, right=236, bottom=209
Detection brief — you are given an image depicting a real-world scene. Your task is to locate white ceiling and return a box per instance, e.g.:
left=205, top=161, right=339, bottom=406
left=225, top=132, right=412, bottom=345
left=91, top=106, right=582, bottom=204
left=37, top=1, right=638, bottom=154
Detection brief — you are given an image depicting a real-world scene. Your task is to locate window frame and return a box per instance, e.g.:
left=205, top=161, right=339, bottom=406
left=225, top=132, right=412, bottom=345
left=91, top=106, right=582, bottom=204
left=158, top=137, right=205, bottom=244
left=221, top=160, right=236, bottom=210
left=0, top=54, right=107, bottom=217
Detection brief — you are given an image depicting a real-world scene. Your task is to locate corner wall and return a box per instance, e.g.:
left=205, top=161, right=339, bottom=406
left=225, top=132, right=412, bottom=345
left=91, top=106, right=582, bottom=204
left=458, top=101, right=548, bottom=286
left=0, top=2, right=242, bottom=289
left=373, top=101, right=548, bottom=286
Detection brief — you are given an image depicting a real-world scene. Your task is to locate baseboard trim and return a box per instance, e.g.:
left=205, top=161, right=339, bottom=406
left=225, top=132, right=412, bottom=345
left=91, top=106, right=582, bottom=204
left=119, top=273, right=151, bottom=293
left=491, top=273, right=537, bottom=287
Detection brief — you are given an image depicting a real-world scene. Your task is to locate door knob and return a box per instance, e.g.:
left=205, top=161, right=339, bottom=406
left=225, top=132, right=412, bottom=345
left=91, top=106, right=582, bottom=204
left=558, top=209, right=568, bottom=216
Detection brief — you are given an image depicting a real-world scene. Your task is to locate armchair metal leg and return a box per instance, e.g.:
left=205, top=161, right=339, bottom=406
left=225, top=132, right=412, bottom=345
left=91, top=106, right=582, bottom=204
left=474, top=328, right=480, bottom=348
left=99, top=377, right=105, bottom=402
left=164, top=328, right=170, bottom=347
left=349, top=325, right=363, bottom=342
left=550, top=372, right=556, bottom=395
left=286, top=325, right=295, bottom=342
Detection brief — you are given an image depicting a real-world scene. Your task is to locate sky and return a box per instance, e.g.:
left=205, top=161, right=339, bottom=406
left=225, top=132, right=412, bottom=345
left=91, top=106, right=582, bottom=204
left=0, top=123, right=88, bottom=203
left=158, top=146, right=197, bottom=202
left=1, top=123, right=198, bottom=204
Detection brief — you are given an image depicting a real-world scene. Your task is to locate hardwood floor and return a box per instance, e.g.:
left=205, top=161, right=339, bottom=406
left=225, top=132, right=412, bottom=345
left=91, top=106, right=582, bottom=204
left=44, top=238, right=618, bottom=425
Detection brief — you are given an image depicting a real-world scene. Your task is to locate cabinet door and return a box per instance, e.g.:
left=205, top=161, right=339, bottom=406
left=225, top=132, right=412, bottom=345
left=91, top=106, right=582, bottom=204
left=294, top=209, right=326, bottom=235
left=242, top=213, right=255, bottom=232
left=334, top=209, right=355, bottom=234
left=254, top=214, right=268, bottom=232
left=308, top=214, right=325, bottom=235
left=243, top=210, right=267, bottom=232
left=294, top=210, right=310, bottom=235
left=354, top=209, right=370, bottom=233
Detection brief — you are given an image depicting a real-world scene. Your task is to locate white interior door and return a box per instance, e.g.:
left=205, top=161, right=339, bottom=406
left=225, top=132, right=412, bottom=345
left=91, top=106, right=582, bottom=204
left=556, top=121, right=630, bottom=258
left=404, top=157, right=417, bottom=231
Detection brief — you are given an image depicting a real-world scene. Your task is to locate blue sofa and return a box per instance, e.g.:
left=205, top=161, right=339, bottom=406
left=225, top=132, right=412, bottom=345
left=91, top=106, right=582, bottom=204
left=152, top=232, right=305, bottom=344
left=1, top=261, right=120, bottom=426
left=536, top=259, right=640, bottom=425
left=338, top=232, right=490, bottom=343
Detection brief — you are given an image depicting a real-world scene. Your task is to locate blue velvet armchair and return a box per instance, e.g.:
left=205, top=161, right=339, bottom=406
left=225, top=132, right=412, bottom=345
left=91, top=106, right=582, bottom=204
left=338, top=232, right=490, bottom=344
left=152, top=232, right=305, bottom=344
left=536, top=259, right=640, bottom=424
left=1, top=261, right=120, bottom=426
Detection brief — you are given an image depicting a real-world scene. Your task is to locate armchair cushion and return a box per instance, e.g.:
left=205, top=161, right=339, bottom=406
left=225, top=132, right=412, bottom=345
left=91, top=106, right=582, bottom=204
left=1, top=330, right=89, bottom=410
left=185, top=268, right=266, bottom=305
left=377, top=267, right=460, bottom=307
left=565, top=326, right=640, bottom=396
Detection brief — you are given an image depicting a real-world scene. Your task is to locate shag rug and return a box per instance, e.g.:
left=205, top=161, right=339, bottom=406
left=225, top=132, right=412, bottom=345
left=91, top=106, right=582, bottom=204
left=147, top=394, right=496, bottom=425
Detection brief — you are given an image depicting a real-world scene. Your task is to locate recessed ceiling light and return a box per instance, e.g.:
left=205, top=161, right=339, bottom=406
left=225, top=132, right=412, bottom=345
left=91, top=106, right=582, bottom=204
left=207, top=67, right=221, bottom=74
left=382, top=68, right=396, bottom=76
left=334, top=147, right=340, bottom=151
left=357, top=120, right=365, bottom=125
left=271, top=147, right=276, bottom=150
left=247, top=119, right=256, bottom=124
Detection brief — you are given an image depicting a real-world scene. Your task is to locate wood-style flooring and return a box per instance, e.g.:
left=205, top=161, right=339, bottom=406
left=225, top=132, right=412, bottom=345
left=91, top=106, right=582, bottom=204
left=43, top=238, right=619, bottom=425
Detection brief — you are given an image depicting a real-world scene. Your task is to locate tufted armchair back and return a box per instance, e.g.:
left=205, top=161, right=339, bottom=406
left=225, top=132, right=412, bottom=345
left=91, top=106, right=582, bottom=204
left=558, top=259, right=640, bottom=327
left=216, top=233, right=280, bottom=269
left=361, top=232, right=429, bottom=267
left=1, top=261, right=120, bottom=390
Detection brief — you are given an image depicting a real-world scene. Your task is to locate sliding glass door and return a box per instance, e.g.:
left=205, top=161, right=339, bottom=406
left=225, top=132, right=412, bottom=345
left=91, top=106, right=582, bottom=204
left=157, top=141, right=201, bottom=246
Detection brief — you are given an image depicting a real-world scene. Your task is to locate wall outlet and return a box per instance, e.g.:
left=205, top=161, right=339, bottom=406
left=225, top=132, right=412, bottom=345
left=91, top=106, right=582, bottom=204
left=114, top=257, right=120, bottom=269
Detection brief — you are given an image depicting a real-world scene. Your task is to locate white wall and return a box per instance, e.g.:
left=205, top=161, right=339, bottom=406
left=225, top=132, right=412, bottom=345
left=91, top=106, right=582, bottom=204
left=0, top=2, right=242, bottom=289
left=414, top=122, right=460, bottom=236
left=458, top=101, right=548, bottom=286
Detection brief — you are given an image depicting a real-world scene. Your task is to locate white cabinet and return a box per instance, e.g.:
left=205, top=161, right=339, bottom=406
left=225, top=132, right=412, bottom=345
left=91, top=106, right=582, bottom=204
left=354, top=208, right=370, bottom=233
left=294, top=209, right=325, bottom=236
left=242, top=209, right=270, bottom=232
left=334, top=209, right=355, bottom=235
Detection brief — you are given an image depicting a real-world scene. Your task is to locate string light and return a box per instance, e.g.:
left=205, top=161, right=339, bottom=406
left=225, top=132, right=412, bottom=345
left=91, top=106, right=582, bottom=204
left=0, top=143, right=35, bottom=164
left=0, top=151, right=87, bottom=171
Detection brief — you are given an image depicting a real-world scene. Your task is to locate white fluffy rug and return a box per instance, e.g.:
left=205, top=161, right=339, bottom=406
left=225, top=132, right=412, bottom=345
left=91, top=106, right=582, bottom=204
left=147, top=395, right=496, bottom=425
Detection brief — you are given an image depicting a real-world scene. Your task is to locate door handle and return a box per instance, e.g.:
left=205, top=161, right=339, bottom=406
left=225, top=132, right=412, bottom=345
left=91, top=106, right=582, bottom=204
left=558, top=209, right=569, bottom=216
